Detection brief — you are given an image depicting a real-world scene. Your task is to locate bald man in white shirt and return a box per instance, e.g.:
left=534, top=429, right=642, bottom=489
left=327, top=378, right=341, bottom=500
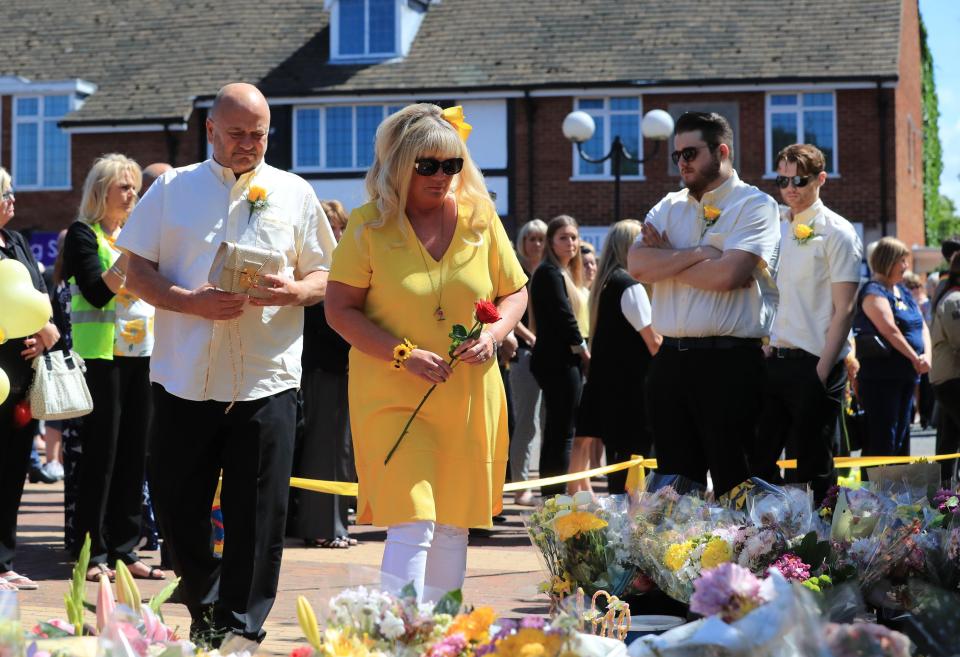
left=119, top=83, right=335, bottom=644
left=628, top=112, right=780, bottom=496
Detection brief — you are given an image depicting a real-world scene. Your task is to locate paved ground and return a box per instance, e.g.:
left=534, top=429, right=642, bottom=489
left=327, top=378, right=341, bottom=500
left=11, top=483, right=547, bottom=656
left=10, top=428, right=939, bottom=655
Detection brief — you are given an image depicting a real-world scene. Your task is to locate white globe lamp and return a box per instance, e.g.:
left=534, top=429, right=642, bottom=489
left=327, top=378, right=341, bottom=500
left=562, top=111, right=596, bottom=144
left=641, top=109, right=675, bottom=140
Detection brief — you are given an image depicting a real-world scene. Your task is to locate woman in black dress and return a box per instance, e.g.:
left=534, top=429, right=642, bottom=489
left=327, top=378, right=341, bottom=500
left=288, top=200, right=357, bottom=548
left=575, top=220, right=661, bottom=495
left=529, top=215, right=588, bottom=497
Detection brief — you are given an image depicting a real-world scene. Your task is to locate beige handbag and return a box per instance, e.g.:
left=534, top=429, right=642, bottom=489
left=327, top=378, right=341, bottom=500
left=30, top=349, right=94, bottom=420
left=207, top=241, right=283, bottom=299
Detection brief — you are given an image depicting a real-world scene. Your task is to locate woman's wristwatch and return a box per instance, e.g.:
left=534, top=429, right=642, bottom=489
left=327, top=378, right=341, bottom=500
left=570, top=339, right=588, bottom=354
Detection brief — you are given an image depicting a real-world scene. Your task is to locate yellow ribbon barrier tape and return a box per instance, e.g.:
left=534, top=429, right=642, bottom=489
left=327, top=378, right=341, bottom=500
left=290, top=453, right=960, bottom=498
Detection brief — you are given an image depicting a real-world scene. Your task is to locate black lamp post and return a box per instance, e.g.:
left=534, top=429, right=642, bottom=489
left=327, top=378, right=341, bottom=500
left=562, top=109, right=675, bottom=222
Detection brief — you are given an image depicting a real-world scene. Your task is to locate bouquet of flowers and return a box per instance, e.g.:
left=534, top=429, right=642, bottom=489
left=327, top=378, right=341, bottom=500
left=627, top=569, right=827, bottom=657
left=0, top=591, right=22, bottom=657
left=295, top=589, right=624, bottom=657
left=526, top=493, right=641, bottom=600
left=822, top=622, right=912, bottom=657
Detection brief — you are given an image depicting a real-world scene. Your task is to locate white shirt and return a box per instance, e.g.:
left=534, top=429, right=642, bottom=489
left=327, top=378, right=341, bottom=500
left=117, top=158, right=336, bottom=402
left=621, top=284, right=652, bottom=332
left=769, top=199, right=862, bottom=358
left=642, top=171, right=781, bottom=338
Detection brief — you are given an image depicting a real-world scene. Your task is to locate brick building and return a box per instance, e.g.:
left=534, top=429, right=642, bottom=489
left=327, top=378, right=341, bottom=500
left=0, top=0, right=923, bottom=257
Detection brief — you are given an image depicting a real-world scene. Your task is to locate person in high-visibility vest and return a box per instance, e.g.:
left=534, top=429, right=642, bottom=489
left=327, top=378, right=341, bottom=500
left=61, top=153, right=162, bottom=583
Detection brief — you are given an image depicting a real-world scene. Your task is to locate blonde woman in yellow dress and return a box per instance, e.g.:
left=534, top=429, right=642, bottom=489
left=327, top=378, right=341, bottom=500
left=326, top=104, right=528, bottom=602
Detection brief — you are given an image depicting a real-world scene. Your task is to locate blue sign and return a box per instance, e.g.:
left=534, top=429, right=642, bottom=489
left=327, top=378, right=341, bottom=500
left=28, top=231, right=60, bottom=267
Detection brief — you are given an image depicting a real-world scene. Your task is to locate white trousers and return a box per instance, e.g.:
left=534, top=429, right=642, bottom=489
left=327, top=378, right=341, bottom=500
left=380, top=521, right=468, bottom=603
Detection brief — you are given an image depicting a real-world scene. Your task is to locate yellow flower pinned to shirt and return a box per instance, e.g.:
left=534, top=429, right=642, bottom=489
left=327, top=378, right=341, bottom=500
left=246, top=184, right=269, bottom=218
left=553, top=510, right=607, bottom=540
left=793, top=222, right=818, bottom=245
left=699, top=204, right=722, bottom=240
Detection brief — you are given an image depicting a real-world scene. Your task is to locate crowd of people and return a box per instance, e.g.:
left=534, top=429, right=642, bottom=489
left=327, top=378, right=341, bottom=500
left=1, top=91, right=960, bottom=644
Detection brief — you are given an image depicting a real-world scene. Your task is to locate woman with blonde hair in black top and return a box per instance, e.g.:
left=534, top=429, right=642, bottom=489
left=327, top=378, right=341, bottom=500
left=529, top=215, right=588, bottom=497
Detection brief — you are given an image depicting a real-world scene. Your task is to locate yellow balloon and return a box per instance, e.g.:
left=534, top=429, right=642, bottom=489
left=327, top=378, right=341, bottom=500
left=0, top=366, right=8, bottom=405
left=0, top=259, right=52, bottom=343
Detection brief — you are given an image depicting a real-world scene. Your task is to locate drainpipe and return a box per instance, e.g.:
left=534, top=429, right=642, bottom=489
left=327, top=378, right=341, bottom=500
left=164, top=124, right=179, bottom=166
left=877, top=80, right=890, bottom=237
left=525, top=90, right=536, bottom=220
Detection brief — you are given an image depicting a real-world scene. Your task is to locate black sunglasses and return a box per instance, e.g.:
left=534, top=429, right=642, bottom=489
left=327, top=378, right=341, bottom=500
left=670, top=144, right=716, bottom=166
left=774, top=175, right=813, bottom=189
left=1, top=190, right=14, bottom=201
left=414, top=158, right=464, bottom=176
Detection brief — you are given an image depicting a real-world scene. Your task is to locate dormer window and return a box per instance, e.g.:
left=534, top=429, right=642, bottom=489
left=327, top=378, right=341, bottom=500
left=332, top=0, right=398, bottom=60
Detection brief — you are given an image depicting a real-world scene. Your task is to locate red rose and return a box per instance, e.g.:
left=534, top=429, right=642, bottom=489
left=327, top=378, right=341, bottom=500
left=474, top=300, right=501, bottom=324
left=290, top=647, right=314, bottom=657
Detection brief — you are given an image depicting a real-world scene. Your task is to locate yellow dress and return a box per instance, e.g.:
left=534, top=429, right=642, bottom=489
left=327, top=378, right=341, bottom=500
left=329, top=200, right=528, bottom=529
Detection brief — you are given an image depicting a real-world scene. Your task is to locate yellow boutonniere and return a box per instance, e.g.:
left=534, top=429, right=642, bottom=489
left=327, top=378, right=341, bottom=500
left=700, top=204, right=721, bottom=240
left=793, top=222, right=817, bottom=244
left=247, top=184, right=269, bottom=218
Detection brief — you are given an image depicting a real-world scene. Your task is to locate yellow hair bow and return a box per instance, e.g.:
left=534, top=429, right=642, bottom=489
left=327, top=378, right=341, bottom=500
left=441, top=105, right=472, bottom=142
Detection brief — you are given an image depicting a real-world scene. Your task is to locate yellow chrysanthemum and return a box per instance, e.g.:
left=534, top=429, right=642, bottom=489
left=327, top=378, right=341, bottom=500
left=448, top=606, right=496, bottom=643
left=248, top=186, right=268, bottom=203
left=320, top=628, right=373, bottom=657
left=664, top=541, right=694, bottom=572
left=793, top=223, right=814, bottom=240
left=700, top=537, right=733, bottom=570
left=703, top=205, right=722, bottom=221
left=553, top=511, right=608, bottom=540
left=493, top=629, right=564, bottom=657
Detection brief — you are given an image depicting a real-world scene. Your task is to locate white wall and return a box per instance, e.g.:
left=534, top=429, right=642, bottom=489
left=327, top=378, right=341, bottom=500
left=310, top=178, right=367, bottom=213
left=454, top=99, right=507, bottom=170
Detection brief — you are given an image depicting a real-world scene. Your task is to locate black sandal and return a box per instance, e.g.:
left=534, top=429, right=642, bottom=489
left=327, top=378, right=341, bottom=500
left=85, top=563, right=114, bottom=583
left=129, top=561, right=166, bottom=580
left=305, top=537, right=351, bottom=549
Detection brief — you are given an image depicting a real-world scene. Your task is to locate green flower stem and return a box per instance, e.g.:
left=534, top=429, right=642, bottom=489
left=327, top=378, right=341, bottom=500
left=384, top=320, right=481, bottom=465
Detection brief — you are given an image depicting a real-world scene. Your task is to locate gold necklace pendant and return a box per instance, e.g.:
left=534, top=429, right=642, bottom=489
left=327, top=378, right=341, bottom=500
left=434, top=306, right=446, bottom=322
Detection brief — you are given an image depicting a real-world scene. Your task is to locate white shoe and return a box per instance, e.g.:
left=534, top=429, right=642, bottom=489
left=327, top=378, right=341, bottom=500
left=515, top=490, right=537, bottom=506
left=42, top=462, right=64, bottom=481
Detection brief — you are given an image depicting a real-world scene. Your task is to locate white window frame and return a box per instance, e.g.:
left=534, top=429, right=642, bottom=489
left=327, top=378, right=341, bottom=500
left=12, top=93, right=77, bottom=191
left=292, top=103, right=404, bottom=173
left=330, top=0, right=400, bottom=62
left=570, top=96, right=646, bottom=182
left=764, top=91, right=839, bottom=177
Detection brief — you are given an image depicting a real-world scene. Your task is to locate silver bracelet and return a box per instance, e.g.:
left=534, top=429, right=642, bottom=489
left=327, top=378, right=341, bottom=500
left=482, top=329, right=500, bottom=352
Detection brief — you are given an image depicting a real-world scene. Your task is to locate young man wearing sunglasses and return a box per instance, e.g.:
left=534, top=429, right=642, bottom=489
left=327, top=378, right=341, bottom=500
left=628, top=112, right=779, bottom=497
left=754, top=144, right=862, bottom=503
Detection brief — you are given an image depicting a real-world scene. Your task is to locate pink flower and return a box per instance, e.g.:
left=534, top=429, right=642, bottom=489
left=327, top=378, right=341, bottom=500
left=426, top=634, right=468, bottom=657
left=770, top=553, right=811, bottom=582
left=690, top=562, right=767, bottom=623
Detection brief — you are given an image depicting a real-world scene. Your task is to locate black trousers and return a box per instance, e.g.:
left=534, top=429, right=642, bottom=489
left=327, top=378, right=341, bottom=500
left=646, top=345, right=763, bottom=496
left=78, top=357, right=152, bottom=565
left=755, top=354, right=846, bottom=502
left=534, top=364, right=583, bottom=497
left=288, top=369, right=353, bottom=542
left=0, top=390, right=37, bottom=572
left=934, top=378, right=960, bottom=484
left=150, top=384, right=296, bottom=642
